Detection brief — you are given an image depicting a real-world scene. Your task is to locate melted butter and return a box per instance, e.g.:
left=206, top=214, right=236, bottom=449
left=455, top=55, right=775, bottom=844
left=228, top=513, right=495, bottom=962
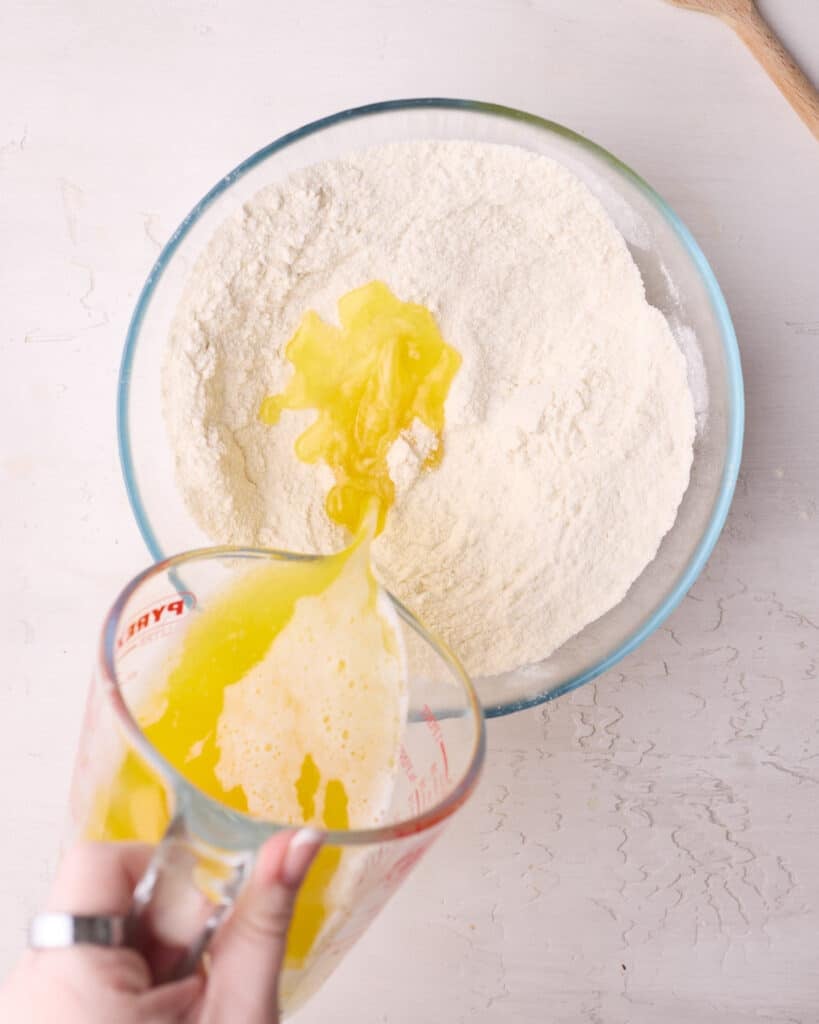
left=143, top=550, right=348, bottom=812
left=87, top=281, right=460, bottom=985
left=88, top=538, right=374, bottom=970
left=289, top=761, right=349, bottom=966
left=259, top=280, right=461, bottom=535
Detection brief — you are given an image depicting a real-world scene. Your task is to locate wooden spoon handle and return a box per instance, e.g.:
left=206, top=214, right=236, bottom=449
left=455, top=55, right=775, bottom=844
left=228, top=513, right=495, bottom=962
left=728, top=3, right=819, bottom=141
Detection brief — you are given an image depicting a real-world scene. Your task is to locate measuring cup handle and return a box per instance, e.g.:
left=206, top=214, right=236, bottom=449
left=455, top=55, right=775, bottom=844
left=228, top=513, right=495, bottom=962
left=129, top=814, right=251, bottom=981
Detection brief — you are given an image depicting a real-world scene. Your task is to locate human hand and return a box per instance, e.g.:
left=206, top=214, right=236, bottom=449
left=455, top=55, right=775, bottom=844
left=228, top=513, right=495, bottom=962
left=0, top=832, right=321, bottom=1023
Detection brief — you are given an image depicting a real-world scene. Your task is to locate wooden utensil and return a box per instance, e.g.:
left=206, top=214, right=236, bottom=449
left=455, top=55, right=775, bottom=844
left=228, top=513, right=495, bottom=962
left=666, top=0, right=819, bottom=140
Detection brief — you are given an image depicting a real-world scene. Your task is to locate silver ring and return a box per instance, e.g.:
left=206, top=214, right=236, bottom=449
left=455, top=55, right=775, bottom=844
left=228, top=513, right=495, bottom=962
left=28, top=913, right=130, bottom=950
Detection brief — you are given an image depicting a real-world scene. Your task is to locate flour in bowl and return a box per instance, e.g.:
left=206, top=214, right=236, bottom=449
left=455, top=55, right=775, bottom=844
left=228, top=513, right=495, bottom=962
left=163, top=141, right=695, bottom=677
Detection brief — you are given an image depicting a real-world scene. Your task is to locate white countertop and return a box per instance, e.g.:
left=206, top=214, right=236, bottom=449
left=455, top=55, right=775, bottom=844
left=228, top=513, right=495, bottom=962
left=1, top=1, right=818, bottom=1020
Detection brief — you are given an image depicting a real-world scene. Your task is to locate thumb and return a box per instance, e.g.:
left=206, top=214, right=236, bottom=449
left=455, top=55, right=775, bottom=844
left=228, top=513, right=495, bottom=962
left=203, top=830, right=322, bottom=1024
left=137, top=974, right=204, bottom=1022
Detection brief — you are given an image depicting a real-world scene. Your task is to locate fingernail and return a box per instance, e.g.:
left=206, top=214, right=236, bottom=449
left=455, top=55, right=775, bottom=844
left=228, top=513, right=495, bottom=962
left=281, top=828, right=322, bottom=886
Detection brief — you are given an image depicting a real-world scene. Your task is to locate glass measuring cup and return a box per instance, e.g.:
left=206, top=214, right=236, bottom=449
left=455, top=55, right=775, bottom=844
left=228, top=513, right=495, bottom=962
left=69, top=546, right=485, bottom=1015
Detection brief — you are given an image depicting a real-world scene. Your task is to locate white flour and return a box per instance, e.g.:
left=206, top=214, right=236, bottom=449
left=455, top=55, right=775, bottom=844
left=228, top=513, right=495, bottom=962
left=163, top=141, right=695, bottom=676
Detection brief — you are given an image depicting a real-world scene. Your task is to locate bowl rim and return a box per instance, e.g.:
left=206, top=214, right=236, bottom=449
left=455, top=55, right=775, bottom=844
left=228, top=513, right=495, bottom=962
left=117, top=96, right=745, bottom=718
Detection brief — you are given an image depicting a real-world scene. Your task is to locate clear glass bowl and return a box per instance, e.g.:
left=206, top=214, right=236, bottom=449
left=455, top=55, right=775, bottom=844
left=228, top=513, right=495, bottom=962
left=118, top=98, right=744, bottom=718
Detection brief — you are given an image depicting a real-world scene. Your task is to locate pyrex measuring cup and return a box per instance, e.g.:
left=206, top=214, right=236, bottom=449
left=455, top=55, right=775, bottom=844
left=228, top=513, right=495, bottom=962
left=70, top=547, right=485, bottom=1015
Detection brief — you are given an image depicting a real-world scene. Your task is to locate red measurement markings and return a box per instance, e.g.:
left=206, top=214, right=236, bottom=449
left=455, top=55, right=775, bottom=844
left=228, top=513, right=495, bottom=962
left=422, top=703, right=450, bottom=782
left=400, top=746, right=422, bottom=813
left=384, top=836, right=433, bottom=885
left=399, top=744, right=417, bottom=782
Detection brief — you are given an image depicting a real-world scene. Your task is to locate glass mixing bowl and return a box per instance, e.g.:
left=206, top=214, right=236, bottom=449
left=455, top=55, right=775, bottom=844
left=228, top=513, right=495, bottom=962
left=118, top=98, right=744, bottom=718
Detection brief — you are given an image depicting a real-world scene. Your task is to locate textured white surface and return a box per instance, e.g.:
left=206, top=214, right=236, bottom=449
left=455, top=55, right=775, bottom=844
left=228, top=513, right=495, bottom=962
left=1, top=1, right=817, bottom=1021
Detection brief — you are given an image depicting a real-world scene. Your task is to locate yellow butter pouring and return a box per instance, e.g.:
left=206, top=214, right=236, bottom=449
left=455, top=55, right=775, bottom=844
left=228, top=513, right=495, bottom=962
left=260, top=279, right=461, bottom=536
left=87, top=282, right=461, bottom=999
